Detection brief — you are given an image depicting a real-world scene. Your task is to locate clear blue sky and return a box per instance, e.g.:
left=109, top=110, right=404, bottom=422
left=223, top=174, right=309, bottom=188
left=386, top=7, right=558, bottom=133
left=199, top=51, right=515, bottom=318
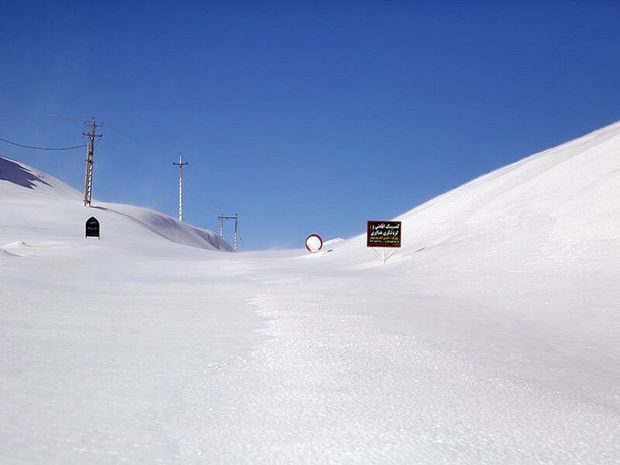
left=2, top=1, right=620, bottom=250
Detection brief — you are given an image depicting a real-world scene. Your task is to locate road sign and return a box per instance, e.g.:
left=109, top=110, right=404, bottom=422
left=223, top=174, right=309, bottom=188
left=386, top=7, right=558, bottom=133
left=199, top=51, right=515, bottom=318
left=305, top=233, right=323, bottom=253
left=367, top=221, right=401, bottom=248
left=85, top=216, right=100, bottom=239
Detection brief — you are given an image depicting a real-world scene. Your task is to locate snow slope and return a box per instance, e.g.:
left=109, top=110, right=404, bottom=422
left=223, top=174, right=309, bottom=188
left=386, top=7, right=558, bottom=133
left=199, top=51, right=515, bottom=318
left=0, top=155, right=231, bottom=251
left=1, top=124, right=619, bottom=464
left=331, top=122, right=620, bottom=396
left=340, top=121, right=620, bottom=260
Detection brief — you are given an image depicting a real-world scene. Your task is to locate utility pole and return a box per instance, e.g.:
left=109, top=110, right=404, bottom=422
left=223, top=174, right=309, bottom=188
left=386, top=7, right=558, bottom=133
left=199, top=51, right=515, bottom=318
left=218, top=213, right=239, bottom=251
left=233, top=213, right=239, bottom=252
left=172, top=153, right=189, bottom=222
left=82, top=119, right=103, bottom=206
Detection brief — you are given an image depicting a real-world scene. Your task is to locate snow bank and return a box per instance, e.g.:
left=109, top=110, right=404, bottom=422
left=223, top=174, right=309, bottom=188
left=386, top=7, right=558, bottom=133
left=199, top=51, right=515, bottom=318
left=1, top=123, right=619, bottom=464
left=0, top=155, right=230, bottom=251
left=337, top=122, right=620, bottom=270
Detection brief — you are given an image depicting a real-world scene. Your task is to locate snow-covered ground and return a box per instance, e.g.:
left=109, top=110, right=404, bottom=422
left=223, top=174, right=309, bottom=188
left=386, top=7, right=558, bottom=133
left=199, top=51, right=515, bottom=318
left=1, top=123, right=619, bottom=464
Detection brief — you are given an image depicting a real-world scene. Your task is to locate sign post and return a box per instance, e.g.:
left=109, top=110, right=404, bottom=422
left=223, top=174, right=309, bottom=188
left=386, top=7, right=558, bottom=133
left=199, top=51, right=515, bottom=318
left=85, top=216, right=100, bottom=240
left=367, top=220, right=401, bottom=263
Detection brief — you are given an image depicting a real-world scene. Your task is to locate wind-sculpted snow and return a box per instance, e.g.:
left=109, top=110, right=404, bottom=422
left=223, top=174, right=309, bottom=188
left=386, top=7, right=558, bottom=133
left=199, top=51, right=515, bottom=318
left=90, top=205, right=232, bottom=251
left=0, top=248, right=20, bottom=258
left=1, top=124, right=619, bottom=464
left=0, top=156, right=230, bottom=251
left=0, top=157, right=52, bottom=189
left=173, top=293, right=618, bottom=464
left=337, top=121, right=620, bottom=267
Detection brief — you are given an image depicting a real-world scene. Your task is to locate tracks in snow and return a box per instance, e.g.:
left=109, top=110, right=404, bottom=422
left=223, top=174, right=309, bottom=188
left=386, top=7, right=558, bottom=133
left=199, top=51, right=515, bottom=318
left=171, top=292, right=619, bottom=465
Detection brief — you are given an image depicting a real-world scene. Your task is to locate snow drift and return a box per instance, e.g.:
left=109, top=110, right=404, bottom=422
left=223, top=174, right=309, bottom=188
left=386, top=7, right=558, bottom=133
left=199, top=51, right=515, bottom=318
left=1, top=122, right=619, bottom=465
left=337, top=121, right=620, bottom=272
left=0, top=155, right=230, bottom=251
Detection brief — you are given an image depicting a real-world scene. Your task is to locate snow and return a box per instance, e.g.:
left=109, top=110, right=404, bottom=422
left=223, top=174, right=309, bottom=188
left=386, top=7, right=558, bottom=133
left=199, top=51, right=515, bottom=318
left=1, top=123, right=619, bottom=464
left=0, top=156, right=231, bottom=251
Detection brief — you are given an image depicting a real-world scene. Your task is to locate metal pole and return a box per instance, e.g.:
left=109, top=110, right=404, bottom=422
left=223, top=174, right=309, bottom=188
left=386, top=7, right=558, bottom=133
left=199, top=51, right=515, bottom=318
left=83, top=119, right=102, bottom=206
left=218, top=214, right=240, bottom=251
left=178, top=159, right=183, bottom=222
left=233, top=214, right=238, bottom=252
left=172, top=153, right=189, bottom=222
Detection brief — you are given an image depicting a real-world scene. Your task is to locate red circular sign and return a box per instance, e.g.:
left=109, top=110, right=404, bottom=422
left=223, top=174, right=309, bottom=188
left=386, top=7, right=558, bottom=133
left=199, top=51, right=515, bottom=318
left=305, top=234, right=323, bottom=253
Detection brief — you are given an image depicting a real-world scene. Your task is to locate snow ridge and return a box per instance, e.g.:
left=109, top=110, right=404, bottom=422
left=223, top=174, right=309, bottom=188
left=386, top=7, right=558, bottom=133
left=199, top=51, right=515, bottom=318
left=0, top=155, right=230, bottom=251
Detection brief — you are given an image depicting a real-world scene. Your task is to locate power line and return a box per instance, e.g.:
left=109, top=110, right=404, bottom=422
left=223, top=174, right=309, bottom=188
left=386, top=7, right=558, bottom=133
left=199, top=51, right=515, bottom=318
left=0, top=137, right=87, bottom=151
left=0, top=112, right=86, bottom=123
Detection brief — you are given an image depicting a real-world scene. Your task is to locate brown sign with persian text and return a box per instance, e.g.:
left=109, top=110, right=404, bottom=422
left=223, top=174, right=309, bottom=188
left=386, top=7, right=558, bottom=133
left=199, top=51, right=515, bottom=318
left=367, top=221, right=401, bottom=248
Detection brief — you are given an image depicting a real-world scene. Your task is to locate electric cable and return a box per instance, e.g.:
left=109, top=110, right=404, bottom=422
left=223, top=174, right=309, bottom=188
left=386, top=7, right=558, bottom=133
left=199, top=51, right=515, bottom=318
left=0, top=112, right=86, bottom=123
left=0, top=137, right=87, bottom=151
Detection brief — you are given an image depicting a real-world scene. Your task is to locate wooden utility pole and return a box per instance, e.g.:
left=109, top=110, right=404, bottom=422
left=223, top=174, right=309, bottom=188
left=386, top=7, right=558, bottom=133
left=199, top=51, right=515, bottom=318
left=173, top=153, right=189, bottom=222
left=82, top=119, right=102, bottom=206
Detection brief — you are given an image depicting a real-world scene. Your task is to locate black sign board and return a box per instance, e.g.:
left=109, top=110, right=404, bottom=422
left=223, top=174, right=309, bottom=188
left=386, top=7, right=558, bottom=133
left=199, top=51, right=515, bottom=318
left=85, top=216, right=100, bottom=239
left=367, top=220, right=401, bottom=248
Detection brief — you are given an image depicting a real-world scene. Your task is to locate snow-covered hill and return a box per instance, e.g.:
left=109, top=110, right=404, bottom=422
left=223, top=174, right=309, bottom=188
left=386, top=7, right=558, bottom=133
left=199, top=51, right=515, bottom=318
left=338, top=121, right=620, bottom=265
left=0, top=155, right=231, bottom=251
left=1, top=124, right=618, bottom=465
